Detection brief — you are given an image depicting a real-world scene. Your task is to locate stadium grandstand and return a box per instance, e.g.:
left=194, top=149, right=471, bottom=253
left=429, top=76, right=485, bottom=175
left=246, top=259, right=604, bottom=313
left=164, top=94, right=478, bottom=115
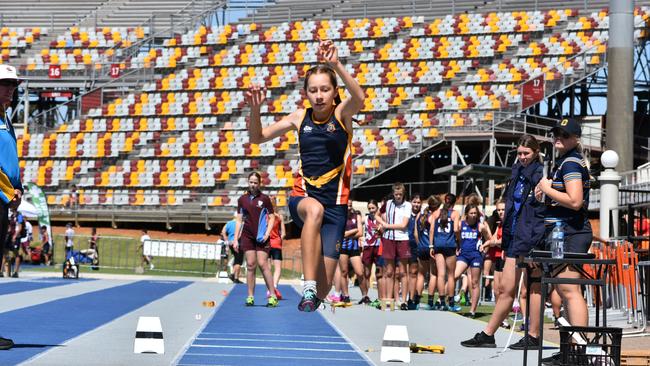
left=5, top=0, right=650, bottom=229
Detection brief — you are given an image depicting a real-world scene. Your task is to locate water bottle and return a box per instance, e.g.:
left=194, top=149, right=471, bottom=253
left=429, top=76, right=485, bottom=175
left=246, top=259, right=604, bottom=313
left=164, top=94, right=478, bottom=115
left=551, top=222, right=564, bottom=259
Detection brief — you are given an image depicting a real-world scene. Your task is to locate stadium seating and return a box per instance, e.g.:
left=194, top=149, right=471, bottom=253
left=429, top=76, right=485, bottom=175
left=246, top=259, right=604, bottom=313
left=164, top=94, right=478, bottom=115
left=0, top=27, right=46, bottom=63
left=26, top=26, right=149, bottom=71
left=15, top=7, right=650, bottom=209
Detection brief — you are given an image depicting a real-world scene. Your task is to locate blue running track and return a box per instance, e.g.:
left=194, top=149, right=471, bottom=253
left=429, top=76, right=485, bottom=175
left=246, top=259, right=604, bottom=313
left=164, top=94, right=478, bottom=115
left=0, top=277, right=94, bottom=296
left=177, top=284, right=371, bottom=366
left=0, top=280, right=190, bottom=365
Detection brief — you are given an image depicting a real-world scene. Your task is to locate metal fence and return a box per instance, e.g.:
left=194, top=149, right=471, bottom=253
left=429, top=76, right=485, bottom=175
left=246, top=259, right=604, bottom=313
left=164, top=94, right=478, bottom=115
left=50, top=234, right=222, bottom=276
left=47, top=233, right=303, bottom=278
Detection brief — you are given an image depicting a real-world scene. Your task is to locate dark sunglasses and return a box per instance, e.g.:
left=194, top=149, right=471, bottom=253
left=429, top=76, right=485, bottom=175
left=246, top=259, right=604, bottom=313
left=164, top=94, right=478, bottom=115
left=0, top=79, right=19, bottom=87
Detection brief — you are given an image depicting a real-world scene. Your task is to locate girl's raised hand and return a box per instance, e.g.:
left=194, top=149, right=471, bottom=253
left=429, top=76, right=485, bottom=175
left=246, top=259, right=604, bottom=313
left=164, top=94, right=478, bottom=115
left=318, top=39, right=338, bottom=65
left=245, top=84, right=267, bottom=109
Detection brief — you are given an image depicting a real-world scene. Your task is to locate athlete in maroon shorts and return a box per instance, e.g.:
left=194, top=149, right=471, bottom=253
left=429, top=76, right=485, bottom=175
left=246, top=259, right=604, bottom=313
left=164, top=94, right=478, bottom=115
left=234, top=172, right=278, bottom=307
left=375, top=183, right=412, bottom=309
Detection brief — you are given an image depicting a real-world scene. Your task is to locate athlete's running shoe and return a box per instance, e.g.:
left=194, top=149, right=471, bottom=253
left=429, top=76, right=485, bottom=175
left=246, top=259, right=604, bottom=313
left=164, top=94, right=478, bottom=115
left=460, top=332, right=496, bottom=348
left=358, top=296, right=371, bottom=305
left=326, top=293, right=341, bottom=303
left=400, top=302, right=408, bottom=310
left=266, top=296, right=279, bottom=307
left=551, top=316, right=563, bottom=330
left=509, top=334, right=540, bottom=350
left=448, top=302, right=462, bottom=312
left=274, top=288, right=283, bottom=300
left=341, top=295, right=351, bottom=304
left=370, top=299, right=382, bottom=309
left=407, top=299, right=417, bottom=310
left=298, top=289, right=322, bottom=312
left=0, top=336, right=13, bottom=350
left=245, top=296, right=255, bottom=306
left=541, top=352, right=563, bottom=365
left=459, top=292, right=468, bottom=306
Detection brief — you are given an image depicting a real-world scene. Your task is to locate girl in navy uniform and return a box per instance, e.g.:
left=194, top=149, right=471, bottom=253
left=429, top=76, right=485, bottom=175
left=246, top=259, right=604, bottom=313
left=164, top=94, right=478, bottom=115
left=246, top=40, right=364, bottom=312
left=414, top=195, right=440, bottom=309
left=339, top=200, right=365, bottom=303
left=405, top=194, right=422, bottom=309
left=462, top=135, right=545, bottom=349
left=455, top=204, right=492, bottom=317
left=429, top=193, right=461, bottom=311
left=535, top=118, right=592, bottom=364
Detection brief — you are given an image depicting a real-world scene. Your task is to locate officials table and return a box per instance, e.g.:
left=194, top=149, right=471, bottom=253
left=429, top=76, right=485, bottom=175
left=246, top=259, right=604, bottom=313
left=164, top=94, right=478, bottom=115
left=520, top=250, right=616, bottom=366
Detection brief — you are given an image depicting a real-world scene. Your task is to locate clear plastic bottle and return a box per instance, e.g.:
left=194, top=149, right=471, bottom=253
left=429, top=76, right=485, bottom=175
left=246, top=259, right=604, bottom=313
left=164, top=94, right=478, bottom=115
left=551, top=222, right=564, bottom=259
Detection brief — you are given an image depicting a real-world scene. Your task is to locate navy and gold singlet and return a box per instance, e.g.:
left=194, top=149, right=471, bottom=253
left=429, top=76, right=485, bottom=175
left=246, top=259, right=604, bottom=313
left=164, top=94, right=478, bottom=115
left=292, top=107, right=352, bottom=206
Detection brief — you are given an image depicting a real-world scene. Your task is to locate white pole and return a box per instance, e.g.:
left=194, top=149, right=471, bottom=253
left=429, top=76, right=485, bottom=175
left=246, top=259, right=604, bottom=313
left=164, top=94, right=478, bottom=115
left=598, top=150, right=621, bottom=239
left=23, top=81, right=29, bottom=134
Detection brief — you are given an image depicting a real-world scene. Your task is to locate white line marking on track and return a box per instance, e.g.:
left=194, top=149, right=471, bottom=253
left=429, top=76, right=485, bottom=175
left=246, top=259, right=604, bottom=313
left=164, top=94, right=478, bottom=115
left=200, top=332, right=343, bottom=339
left=170, top=284, right=230, bottom=365
left=181, top=352, right=370, bottom=363
left=301, top=284, right=377, bottom=366
left=196, top=337, right=349, bottom=345
left=190, top=344, right=358, bottom=353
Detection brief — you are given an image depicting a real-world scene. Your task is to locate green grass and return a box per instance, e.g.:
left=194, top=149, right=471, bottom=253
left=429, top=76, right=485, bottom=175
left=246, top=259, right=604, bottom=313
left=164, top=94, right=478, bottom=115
left=417, top=293, right=554, bottom=324
left=25, top=233, right=303, bottom=279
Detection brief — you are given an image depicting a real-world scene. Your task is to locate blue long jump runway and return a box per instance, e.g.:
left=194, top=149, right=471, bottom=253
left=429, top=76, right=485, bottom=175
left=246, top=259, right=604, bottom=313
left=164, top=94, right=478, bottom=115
left=0, top=277, right=95, bottom=296
left=0, top=280, right=190, bottom=365
left=177, top=284, right=371, bottom=366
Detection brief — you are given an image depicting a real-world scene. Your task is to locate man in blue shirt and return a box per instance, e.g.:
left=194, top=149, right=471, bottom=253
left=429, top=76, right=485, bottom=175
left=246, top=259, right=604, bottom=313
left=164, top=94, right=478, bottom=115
left=221, top=213, right=242, bottom=283
left=0, top=64, right=23, bottom=351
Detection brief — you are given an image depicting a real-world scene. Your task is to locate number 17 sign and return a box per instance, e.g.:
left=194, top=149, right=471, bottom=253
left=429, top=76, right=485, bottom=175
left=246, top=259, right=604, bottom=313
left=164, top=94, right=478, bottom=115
left=521, top=75, right=545, bottom=110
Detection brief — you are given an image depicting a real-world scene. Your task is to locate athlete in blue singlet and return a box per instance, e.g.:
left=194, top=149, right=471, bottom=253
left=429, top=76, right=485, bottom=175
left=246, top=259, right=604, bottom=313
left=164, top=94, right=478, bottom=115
left=455, top=204, right=492, bottom=317
left=245, top=40, right=364, bottom=312
left=404, top=194, right=421, bottom=310
left=429, top=193, right=461, bottom=311
left=338, top=200, right=365, bottom=303
left=415, top=195, right=440, bottom=309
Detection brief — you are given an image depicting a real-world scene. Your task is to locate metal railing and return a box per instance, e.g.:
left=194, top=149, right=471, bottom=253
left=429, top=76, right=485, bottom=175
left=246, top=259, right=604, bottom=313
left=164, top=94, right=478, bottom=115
left=45, top=190, right=296, bottom=227
left=351, top=108, right=606, bottom=186
left=587, top=239, right=648, bottom=335
left=41, top=233, right=303, bottom=278
left=352, top=38, right=613, bottom=184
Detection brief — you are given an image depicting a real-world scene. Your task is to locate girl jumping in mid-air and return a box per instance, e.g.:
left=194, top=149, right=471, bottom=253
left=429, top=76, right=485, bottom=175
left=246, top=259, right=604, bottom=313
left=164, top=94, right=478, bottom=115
left=245, top=39, right=364, bottom=311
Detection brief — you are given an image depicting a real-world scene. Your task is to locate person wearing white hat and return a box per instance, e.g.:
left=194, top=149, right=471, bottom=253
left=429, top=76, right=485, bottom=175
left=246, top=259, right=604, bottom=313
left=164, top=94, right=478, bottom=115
left=0, top=64, right=22, bottom=351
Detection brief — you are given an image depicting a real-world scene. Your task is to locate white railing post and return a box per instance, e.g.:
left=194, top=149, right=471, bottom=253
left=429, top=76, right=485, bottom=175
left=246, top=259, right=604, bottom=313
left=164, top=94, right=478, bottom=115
left=599, top=150, right=621, bottom=239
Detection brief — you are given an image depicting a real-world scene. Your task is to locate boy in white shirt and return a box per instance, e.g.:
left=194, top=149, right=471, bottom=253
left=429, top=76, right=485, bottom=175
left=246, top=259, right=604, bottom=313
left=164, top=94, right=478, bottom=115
left=64, top=223, right=74, bottom=257
left=376, top=183, right=412, bottom=309
left=139, top=229, right=154, bottom=270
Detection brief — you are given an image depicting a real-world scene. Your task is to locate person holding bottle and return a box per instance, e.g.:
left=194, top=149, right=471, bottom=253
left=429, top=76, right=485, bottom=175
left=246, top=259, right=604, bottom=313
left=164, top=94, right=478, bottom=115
left=535, top=118, right=592, bottom=365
